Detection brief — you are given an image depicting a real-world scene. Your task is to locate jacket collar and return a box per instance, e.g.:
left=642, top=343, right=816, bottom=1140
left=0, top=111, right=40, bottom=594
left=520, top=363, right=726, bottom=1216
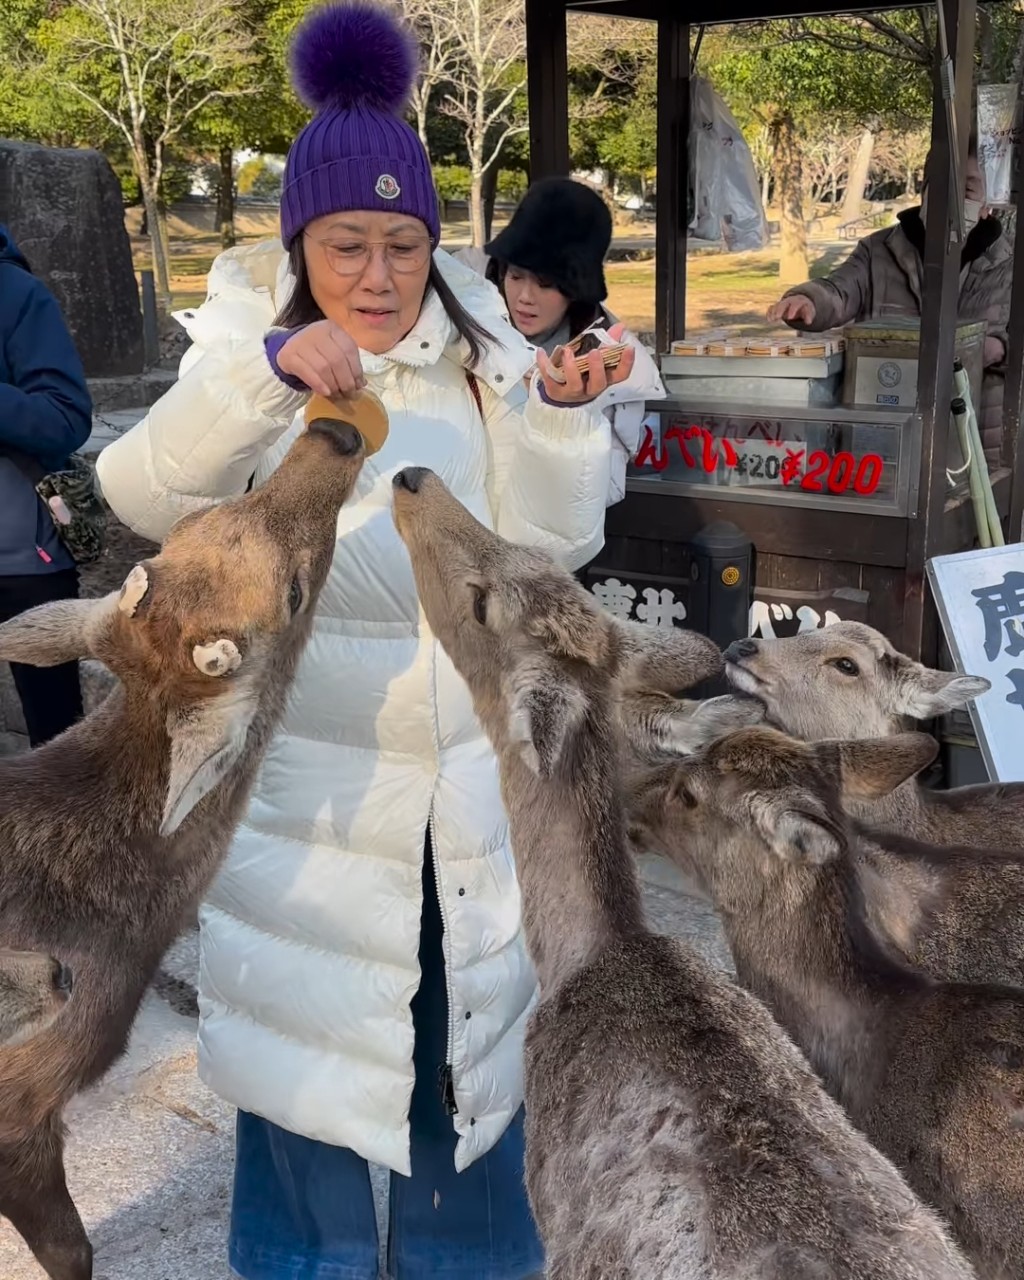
left=894, top=206, right=1006, bottom=271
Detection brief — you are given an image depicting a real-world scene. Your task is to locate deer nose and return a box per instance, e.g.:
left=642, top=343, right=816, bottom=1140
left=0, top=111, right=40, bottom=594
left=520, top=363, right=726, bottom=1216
left=724, top=638, right=759, bottom=662
left=51, top=959, right=73, bottom=996
left=307, top=417, right=363, bottom=457
left=393, top=467, right=430, bottom=494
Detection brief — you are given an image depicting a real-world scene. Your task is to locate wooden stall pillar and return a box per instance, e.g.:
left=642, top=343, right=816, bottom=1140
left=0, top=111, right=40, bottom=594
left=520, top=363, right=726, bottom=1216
left=1005, top=99, right=1024, bottom=539
left=902, top=0, right=977, bottom=663
left=525, top=0, right=570, bottom=181
left=654, top=16, right=689, bottom=354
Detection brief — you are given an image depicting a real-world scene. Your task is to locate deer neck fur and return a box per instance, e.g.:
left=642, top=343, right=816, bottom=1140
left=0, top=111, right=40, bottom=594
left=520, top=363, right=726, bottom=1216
left=492, top=714, right=645, bottom=996
left=720, top=855, right=915, bottom=1118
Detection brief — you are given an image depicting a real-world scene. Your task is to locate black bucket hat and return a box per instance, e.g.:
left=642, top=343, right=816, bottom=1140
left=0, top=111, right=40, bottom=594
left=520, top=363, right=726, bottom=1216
left=485, top=177, right=612, bottom=306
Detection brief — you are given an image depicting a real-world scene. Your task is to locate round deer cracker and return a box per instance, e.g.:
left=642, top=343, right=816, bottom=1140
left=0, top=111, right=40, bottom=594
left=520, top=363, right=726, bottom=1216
left=304, top=390, right=389, bottom=456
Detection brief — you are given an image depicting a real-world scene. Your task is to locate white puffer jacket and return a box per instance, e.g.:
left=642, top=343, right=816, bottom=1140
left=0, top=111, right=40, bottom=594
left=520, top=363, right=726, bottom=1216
left=96, top=242, right=615, bottom=1175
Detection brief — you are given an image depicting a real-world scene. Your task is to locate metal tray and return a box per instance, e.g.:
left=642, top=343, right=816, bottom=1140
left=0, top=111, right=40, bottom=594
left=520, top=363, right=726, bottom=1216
left=660, top=352, right=844, bottom=380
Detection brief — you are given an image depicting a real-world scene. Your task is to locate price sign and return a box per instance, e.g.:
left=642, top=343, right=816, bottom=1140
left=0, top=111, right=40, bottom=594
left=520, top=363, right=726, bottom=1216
left=632, top=417, right=889, bottom=500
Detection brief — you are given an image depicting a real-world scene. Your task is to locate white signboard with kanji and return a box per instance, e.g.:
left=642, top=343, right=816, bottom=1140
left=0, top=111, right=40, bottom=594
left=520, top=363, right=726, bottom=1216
left=927, top=546, right=1024, bottom=782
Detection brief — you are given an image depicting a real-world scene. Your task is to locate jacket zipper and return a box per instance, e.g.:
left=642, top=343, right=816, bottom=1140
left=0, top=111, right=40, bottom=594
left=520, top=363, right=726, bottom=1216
left=426, top=634, right=458, bottom=1117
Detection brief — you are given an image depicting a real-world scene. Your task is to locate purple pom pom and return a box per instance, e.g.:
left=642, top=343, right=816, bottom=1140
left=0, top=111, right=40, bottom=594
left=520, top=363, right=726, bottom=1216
left=290, top=1, right=419, bottom=114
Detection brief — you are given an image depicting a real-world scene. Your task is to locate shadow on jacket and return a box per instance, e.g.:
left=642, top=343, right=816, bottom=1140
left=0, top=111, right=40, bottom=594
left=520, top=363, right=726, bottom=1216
left=783, top=207, right=1012, bottom=464
left=0, top=224, right=93, bottom=576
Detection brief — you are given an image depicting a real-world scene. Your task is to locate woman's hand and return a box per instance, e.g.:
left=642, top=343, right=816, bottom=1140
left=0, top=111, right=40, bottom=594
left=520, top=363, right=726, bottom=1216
left=277, top=319, right=367, bottom=398
left=536, top=322, right=637, bottom=405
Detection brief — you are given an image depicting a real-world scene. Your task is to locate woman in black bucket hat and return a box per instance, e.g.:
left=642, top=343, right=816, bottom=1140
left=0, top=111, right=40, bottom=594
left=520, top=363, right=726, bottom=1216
left=484, top=177, right=614, bottom=351
left=458, top=177, right=664, bottom=506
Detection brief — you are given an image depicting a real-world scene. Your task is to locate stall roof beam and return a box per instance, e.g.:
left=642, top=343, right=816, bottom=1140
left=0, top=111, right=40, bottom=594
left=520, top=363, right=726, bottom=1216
left=564, top=0, right=1002, bottom=18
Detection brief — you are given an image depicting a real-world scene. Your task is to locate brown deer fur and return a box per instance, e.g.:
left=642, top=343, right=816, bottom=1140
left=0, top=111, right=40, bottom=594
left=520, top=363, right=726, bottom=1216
left=0, top=949, right=72, bottom=1048
left=717, top=625, right=1024, bottom=987
left=851, top=824, right=1024, bottom=986
left=0, top=419, right=366, bottom=1280
left=391, top=467, right=975, bottom=1280
left=628, top=726, right=1024, bottom=1278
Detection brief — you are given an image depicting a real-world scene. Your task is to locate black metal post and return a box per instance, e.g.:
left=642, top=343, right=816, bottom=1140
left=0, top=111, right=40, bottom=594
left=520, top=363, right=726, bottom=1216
left=141, top=269, right=160, bottom=369
left=525, top=0, right=570, bottom=181
left=655, top=15, right=689, bottom=354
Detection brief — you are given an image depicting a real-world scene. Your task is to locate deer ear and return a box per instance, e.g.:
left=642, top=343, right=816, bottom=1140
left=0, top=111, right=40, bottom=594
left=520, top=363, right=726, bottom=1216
left=507, top=671, right=588, bottom=779
left=0, top=595, right=115, bottom=667
left=161, top=685, right=258, bottom=836
left=750, top=794, right=843, bottom=865
left=0, top=562, right=152, bottom=668
left=832, top=733, right=938, bottom=799
left=664, top=695, right=765, bottom=754
left=614, top=619, right=723, bottom=694
left=893, top=662, right=991, bottom=719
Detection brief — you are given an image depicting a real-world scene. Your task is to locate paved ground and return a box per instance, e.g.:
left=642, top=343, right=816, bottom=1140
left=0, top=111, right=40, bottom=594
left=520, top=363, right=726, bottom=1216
left=0, top=859, right=730, bottom=1279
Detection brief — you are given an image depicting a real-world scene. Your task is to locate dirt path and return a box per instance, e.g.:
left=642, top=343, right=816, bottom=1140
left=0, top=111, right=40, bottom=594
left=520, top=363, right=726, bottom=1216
left=79, top=517, right=158, bottom=600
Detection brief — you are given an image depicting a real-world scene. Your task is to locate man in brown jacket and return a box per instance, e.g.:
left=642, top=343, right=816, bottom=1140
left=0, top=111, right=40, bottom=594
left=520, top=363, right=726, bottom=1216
left=767, top=143, right=1012, bottom=464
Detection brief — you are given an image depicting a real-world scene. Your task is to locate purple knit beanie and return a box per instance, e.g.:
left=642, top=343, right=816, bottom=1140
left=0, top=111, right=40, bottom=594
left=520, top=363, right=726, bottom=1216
left=281, top=1, right=441, bottom=248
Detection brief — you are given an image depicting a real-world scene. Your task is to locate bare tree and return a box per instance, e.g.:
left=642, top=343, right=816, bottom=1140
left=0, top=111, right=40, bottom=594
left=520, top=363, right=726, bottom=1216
left=802, top=127, right=855, bottom=212
left=51, top=0, right=256, bottom=306
left=401, top=0, right=460, bottom=152
left=566, top=12, right=656, bottom=105
left=432, top=0, right=528, bottom=247
left=874, top=128, right=930, bottom=199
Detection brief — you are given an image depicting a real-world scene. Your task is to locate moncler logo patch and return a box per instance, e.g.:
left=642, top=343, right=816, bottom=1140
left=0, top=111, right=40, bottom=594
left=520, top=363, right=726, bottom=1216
left=375, top=174, right=400, bottom=200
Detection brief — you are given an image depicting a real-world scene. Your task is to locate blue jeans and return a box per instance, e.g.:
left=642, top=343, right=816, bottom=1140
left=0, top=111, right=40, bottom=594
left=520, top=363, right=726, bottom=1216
left=228, top=843, right=544, bottom=1280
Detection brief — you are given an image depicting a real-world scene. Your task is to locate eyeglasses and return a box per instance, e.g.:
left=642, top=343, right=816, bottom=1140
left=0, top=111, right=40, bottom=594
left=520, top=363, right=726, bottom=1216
left=304, top=234, right=432, bottom=276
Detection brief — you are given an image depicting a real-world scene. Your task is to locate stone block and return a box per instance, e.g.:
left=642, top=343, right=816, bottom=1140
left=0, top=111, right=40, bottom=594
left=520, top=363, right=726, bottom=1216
left=88, top=368, right=177, bottom=414
left=0, top=139, right=144, bottom=377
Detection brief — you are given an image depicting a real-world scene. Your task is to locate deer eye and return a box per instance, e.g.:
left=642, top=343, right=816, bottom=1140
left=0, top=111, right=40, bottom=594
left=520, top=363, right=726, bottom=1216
left=472, top=587, right=488, bottom=626
left=288, top=575, right=303, bottom=617
left=831, top=657, right=860, bottom=677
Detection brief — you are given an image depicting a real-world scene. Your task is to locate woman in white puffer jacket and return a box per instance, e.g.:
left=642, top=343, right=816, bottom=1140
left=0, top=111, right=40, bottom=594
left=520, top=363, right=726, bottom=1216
left=96, top=5, right=636, bottom=1280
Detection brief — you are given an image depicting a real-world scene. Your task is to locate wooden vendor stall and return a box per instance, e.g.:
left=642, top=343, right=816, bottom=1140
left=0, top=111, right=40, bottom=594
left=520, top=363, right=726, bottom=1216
left=524, top=0, right=1024, bottom=663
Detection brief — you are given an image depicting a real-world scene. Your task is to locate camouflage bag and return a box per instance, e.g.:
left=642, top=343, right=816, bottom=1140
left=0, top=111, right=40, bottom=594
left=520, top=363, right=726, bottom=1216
left=3, top=447, right=107, bottom=565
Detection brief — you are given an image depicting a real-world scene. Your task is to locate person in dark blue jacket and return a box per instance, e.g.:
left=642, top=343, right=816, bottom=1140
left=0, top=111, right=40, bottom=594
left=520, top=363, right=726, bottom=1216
left=0, top=223, right=92, bottom=745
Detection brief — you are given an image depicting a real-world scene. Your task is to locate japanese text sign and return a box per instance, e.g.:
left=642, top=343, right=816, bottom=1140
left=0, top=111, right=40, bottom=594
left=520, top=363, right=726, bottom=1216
left=927, top=546, right=1024, bottom=782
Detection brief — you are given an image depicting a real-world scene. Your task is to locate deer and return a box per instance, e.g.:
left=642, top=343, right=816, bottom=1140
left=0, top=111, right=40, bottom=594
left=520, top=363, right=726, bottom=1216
left=712, top=623, right=1024, bottom=989
left=627, top=725, right=1024, bottom=1279
left=0, top=950, right=72, bottom=1048
left=390, top=465, right=976, bottom=1280
left=0, top=416, right=367, bottom=1280
left=722, top=622, right=1014, bottom=847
